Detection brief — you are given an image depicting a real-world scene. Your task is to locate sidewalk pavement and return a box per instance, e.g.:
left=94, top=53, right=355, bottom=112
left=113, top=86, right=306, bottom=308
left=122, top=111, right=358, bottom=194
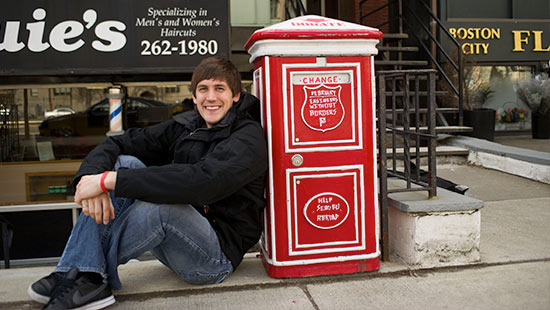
left=1, top=143, right=549, bottom=309
left=493, top=134, right=550, bottom=153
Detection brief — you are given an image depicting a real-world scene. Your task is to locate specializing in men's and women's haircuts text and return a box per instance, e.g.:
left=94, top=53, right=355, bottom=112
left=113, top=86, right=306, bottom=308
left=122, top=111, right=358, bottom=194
left=0, top=1, right=229, bottom=74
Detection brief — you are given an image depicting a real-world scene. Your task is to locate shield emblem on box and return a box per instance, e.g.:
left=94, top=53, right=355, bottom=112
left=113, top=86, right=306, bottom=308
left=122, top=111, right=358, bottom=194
left=301, top=84, right=345, bottom=132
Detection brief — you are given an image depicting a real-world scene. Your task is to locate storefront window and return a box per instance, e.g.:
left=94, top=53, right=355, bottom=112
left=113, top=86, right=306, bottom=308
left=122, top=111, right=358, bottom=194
left=0, top=81, right=252, bottom=207
left=53, top=88, right=71, bottom=96
left=271, top=0, right=285, bottom=22
left=466, top=65, right=534, bottom=131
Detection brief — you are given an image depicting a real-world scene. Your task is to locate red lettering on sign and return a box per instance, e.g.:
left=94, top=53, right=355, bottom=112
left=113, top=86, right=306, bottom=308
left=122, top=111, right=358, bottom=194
left=301, top=75, right=339, bottom=84
left=303, top=192, right=350, bottom=229
left=301, top=84, right=345, bottom=132
left=290, top=18, right=345, bottom=27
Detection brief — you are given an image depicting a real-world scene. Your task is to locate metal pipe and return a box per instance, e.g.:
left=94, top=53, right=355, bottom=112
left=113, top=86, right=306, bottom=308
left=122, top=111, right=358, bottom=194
left=377, top=73, right=389, bottom=262
left=391, top=77, right=397, bottom=176
left=458, top=50, right=464, bottom=126
left=427, top=71, right=437, bottom=198
left=403, top=73, right=411, bottom=190
left=414, top=75, right=421, bottom=183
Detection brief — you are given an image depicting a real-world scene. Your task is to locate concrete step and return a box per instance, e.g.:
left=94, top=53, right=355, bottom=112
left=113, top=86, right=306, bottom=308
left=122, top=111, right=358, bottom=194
left=384, top=125, right=472, bottom=134
left=381, top=90, right=448, bottom=96
left=381, top=33, right=409, bottom=40
left=377, top=46, right=419, bottom=52
left=375, top=60, right=429, bottom=66
left=385, top=145, right=469, bottom=158
left=437, top=125, right=472, bottom=133
left=441, top=135, right=550, bottom=183
left=386, top=107, right=459, bottom=113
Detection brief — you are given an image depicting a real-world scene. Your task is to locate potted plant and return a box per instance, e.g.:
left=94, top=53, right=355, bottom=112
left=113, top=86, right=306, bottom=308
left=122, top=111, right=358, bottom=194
left=438, top=53, right=496, bottom=140
left=463, top=82, right=497, bottom=141
left=515, top=73, right=550, bottom=139
left=495, top=107, right=528, bottom=131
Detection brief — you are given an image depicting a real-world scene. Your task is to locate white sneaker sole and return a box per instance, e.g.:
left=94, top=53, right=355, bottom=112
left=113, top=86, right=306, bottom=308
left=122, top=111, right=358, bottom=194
left=72, top=295, right=116, bottom=310
left=27, top=284, right=50, bottom=304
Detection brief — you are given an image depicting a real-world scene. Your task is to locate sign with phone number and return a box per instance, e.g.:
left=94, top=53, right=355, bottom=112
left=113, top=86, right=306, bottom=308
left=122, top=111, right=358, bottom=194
left=0, top=0, right=229, bottom=75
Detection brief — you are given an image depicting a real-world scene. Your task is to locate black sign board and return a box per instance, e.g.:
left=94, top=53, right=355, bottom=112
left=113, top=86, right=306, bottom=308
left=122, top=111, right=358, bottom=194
left=0, top=0, right=229, bottom=76
left=442, top=21, right=550, bottom=63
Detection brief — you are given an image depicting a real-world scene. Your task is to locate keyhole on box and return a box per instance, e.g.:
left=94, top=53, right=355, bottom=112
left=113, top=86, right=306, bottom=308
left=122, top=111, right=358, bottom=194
left=291, top=154, right=303, bottom=167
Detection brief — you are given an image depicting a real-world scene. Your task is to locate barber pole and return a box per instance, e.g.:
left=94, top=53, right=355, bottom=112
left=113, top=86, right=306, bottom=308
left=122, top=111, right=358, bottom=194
left=107, top=87, right=124, bottom=136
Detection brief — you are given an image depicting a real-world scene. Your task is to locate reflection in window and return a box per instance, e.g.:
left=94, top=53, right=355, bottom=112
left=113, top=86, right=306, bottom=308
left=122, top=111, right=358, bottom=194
left=271, top=0, right=285, bottom=22
left=0, top=81, right=255, bottom=206
left=466, top=65, right=534, bottom=131
left=91, top=101, right=109, bottom=113
left=1, top=82, right=202, bottom=162
left=230, top=0, right=282, bottom=26
left=53, top=88, right=71, bottom=96
left=164, top=86, right=180, bottom=93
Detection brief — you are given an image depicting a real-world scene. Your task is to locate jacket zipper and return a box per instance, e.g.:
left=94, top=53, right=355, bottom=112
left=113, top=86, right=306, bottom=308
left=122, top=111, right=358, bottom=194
left=186, top=123, right=230, bottom=138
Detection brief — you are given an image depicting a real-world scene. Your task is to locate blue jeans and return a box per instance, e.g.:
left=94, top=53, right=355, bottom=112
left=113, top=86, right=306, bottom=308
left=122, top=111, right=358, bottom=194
left=55, top=155, right=233, bottom=290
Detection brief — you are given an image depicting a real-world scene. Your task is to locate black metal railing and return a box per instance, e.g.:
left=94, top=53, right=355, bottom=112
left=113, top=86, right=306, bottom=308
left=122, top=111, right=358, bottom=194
left=377, top=69, right=438, bottom=260
left=360, top=0, right=464, bottom=125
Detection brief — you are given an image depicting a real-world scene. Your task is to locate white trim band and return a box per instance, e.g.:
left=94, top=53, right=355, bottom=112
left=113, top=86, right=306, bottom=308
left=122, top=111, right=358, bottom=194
left=248, top=39, right=380, bottom=62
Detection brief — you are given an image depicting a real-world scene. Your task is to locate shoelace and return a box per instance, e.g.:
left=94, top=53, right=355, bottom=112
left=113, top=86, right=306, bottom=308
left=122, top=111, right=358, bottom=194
left=45, top=277, right=77, bottom=307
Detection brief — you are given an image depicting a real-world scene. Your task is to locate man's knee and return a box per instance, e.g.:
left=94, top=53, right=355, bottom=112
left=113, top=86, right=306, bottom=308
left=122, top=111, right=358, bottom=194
left=115, top=155, right=146, bottom=170
left=127, top=201, right=166, bottom=220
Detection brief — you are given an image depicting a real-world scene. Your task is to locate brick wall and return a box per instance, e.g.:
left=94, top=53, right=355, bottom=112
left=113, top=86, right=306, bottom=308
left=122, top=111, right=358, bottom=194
left=355, top=0, right=390, bottom=33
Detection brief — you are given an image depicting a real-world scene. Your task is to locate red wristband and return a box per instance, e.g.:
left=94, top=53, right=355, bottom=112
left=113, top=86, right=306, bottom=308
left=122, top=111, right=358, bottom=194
left=100, top=171, right=112, bottom=193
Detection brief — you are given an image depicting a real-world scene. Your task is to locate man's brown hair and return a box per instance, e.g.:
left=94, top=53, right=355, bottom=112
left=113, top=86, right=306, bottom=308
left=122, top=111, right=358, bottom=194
left=190, top=57, right=242, bottom=96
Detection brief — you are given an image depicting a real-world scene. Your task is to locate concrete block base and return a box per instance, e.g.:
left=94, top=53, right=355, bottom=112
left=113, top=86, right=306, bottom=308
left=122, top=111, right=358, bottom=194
left=389, top=207, right=481, bottom=268
left=386, top=178, right=483, bottom=268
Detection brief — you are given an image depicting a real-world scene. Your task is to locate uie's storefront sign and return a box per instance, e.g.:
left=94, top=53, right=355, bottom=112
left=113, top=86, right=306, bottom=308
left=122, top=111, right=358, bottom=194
left=0, top=0, right=229, bottom=75
left=444, top=21, right=550, bottom=62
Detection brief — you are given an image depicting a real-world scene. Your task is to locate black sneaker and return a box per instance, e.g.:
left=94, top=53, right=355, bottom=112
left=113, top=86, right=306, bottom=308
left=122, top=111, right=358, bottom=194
left=43, top=268, right=115, bottom=310
left=28, top=271, right=67, bottom=304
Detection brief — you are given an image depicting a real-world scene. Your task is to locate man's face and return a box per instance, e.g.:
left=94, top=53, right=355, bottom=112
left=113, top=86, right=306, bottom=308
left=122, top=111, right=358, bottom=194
left=193, top=79, right=240, bottom=128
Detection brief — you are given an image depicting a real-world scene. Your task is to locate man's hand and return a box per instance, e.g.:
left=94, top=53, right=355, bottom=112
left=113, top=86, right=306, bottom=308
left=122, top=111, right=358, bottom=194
left=75, top=174, right=103, bottom=204
left=81, top=193, right=115, bottom=225
left=75, top=172, right=116, bottom=205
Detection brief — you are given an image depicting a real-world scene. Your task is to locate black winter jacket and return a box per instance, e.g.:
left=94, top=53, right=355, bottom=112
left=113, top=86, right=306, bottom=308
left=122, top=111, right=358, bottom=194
left=73, top=92, right=268, bottom=269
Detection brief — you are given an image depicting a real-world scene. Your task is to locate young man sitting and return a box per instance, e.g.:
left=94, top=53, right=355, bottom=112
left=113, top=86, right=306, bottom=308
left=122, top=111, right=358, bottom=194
left=28, top=57, right=268, bottom=310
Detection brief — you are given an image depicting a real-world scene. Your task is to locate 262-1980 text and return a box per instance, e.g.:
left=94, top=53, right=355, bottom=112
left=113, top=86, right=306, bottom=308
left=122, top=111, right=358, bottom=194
left=140, top=40, right=218, bottom=56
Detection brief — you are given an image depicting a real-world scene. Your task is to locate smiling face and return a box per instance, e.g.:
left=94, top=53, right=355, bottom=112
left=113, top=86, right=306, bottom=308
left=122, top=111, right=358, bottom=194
left=193, top=79, right=240, bottom=128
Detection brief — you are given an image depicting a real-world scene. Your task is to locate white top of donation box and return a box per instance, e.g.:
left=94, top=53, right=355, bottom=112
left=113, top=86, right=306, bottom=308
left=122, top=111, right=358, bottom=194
left=245, top=15, right=383, bottom=62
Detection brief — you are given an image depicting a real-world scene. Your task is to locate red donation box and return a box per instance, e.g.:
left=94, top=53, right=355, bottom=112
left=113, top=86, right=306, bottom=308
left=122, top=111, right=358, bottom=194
left=245, top=15, right=383, bottom=277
